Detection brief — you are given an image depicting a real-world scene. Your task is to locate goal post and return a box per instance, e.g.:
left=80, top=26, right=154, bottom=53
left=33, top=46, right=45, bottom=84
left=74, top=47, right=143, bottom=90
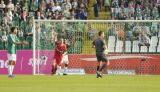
left=32, top=20, right=160, bottom=75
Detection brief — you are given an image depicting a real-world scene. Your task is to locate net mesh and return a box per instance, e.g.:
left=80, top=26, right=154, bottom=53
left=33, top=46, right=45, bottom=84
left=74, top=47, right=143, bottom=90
left=33, top=20, right=160, bottom=75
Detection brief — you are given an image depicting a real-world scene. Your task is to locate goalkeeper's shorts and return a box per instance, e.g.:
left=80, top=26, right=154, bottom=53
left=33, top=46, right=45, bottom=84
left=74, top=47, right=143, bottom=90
left=62, top=54, right=69, bottom=64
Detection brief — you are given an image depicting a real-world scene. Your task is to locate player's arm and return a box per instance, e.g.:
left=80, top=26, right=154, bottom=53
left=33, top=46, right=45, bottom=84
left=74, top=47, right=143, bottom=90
left=62, top=45, right=67, bottom=55
left=11, top=36, right=28, bottom=45
left=55, top=46, right=64, bottom=53
left=92, top=40, right=95, bottom=48
left=102, top=40, right=107, bottom=49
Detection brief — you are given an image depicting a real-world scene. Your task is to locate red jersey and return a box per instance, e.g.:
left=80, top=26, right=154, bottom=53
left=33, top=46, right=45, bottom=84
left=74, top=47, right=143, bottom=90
left=53, top=41, right=67, bottom=65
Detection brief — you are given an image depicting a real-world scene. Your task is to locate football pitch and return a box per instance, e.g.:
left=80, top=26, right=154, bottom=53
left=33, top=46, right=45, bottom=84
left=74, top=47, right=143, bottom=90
left=0, top=75, right=160, bottom=92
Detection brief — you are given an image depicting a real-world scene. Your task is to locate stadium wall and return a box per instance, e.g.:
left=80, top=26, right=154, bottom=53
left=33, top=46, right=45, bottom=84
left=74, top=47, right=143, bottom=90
left=0, top=50, right=160, bottom=75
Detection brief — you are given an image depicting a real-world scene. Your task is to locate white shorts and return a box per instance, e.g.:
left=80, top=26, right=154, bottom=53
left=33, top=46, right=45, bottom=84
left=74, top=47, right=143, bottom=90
left=62, top=54, right=69, bottom=64
left=8, top=54, right=16, bottom=61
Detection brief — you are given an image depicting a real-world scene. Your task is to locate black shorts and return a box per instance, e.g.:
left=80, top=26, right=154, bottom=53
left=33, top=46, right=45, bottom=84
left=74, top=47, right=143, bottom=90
left=96, top=52, right=108, bottom=62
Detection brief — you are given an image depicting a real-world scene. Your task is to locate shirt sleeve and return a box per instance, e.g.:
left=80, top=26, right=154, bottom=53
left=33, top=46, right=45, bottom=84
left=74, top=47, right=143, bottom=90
left=9, top=35, right=16, bottom=44
left=102, top=39, right=106, bottom=46
left=15, top=36, right=20, bottom=42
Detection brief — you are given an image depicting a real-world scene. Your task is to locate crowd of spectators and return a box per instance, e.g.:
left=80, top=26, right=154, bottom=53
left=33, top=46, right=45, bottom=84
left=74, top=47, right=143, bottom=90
left=105, top=0, right=160, bottom=20
left=0, top=0, right=88, bottom=50
left=92, top=0, right=160, bottom=19
left=0, top=0, right=160, bottom=53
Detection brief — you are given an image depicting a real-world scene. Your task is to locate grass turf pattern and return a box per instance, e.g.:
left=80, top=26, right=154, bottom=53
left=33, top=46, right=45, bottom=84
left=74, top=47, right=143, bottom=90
left=0, top=75, right=160, bottom=92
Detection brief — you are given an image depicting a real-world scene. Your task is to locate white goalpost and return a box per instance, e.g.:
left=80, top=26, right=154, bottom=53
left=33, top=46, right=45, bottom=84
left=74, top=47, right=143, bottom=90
left=32, top=20, right=160, bottom=75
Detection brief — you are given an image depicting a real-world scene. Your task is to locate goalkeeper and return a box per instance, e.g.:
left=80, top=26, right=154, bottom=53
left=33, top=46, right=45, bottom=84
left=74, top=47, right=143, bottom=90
left=51, top=38, right=67, bottom=75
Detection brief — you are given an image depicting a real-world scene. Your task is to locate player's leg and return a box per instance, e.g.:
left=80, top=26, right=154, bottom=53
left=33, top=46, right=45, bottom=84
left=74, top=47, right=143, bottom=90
left=8, top=54, right=16, bottom=77
left=96, top=54, right=101, bottom=72
left=99, top=62, right=107, bottom=75
left=8, top=60, right=12, bottom=77
left=56, top=57, right=63, bottom=75
left=56, top=64, right=62, bottom=75
left=99, top=55, right=108, bottom=75
left=62, top=55, right=69, bottom=75
left=97, top=53, right=108, bottom=78
left=96, top=53, right=102, bottom=78
left=51, top=59, right=57, bottom=75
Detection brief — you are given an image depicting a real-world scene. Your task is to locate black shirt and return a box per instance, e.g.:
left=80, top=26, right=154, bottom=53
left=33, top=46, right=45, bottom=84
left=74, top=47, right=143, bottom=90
left=93, top=38, right=106, bottom=53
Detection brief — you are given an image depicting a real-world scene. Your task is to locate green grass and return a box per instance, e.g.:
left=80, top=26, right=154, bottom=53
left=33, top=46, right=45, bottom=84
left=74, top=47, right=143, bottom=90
left=0, top=75, right=160, bottom=92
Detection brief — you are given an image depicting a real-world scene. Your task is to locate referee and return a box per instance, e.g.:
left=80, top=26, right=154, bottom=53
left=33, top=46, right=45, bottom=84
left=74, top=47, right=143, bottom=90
left=92, top=31, right=108, bottom=78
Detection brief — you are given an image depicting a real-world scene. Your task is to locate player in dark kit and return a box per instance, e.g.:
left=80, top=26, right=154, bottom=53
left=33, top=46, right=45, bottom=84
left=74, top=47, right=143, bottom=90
left=92, top=31, right=108, bottom=78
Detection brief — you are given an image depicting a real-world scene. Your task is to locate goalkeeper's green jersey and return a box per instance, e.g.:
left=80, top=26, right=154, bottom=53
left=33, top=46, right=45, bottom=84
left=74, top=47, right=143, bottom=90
left=7, top=34, right=19, bottom=54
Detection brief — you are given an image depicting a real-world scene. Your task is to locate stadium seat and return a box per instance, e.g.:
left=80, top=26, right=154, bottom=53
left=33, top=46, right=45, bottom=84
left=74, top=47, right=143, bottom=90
left=149, top=46, right=156, bottom=53
left=140, top=46, right=148, bottom=53
left=108, top=46, right=115, bottom=53
left=115, top=40, right=123, bottom=53
left=108, top=36, right=116, bottom=53
left=125, top=41, right=131, bottom=53
left=132, top=40, right=139, bottom=53
left=108, top=36, right=116, bottom=47
left=158, top=38, right=160, bottom=46
left=150, top=36, right=158, bottom=46
left=157, top=45, right=160, bottom=53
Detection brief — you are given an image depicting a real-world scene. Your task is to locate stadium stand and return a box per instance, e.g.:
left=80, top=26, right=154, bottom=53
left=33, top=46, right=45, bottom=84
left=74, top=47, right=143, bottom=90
left=0, top=0, right=159, bottom=54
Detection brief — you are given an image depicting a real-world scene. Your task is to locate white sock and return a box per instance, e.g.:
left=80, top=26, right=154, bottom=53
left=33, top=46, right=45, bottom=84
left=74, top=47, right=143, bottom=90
left=10, top=65, right=14, bottom=75
left=64, top=67, right=68, bottom=73
left=8, top=65, right=12, bottom=75
left=57, top=66, right=62, bottom=74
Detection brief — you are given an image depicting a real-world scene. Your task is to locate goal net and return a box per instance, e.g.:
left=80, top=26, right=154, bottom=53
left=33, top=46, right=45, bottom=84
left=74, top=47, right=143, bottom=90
left=32, top=20, right=160, bottom=75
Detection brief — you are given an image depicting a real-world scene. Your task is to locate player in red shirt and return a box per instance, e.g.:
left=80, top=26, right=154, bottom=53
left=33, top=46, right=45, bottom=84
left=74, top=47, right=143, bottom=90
left=51, top=38, right=67, bottom=75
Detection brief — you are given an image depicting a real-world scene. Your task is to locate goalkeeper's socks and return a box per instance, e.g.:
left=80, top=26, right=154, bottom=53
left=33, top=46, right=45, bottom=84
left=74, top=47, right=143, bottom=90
left=63, top=67, right=68, bottom=75
left=51, top=65, right=57, bottom=74
left=8, top=65, right=12, bottom=75
left=57, top=66, right=62, bottom=75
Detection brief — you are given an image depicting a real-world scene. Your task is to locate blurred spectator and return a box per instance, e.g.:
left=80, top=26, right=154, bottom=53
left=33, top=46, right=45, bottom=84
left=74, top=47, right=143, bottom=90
left=104, top=0, right=111, bottom=11
left=0, top=27, right=7, bottom=49
left=88, top=25, right=97, bottom=40
left=6, top=0, right=14, bottom=10
left=20, top=9, right=28, bottom=21
left=46, top=10, right=53, bottom=19
left=135, top=4, right=142, bottom=20
left=143, top=7, right=151, bottom=20
left=76, top=7, right=87, bottom=20
left=24, top=20, right=33, bottom=49
left=96, top=0, right=103, bottom=11
left=0, top=0, right=6, bottom=9
left=138, top=29, right=150, bottom=47
left=53, top=10, right=62, bottom=19
left=51, top=26, right=58, bottom=42
left=70, top=9, right=76, bottom=19
left=93, top=1, right=99, bottom=19
left=23, top=0, right=29, bottom=12
left=152, top=6, right=159, bottom=19
left=54, top=2, right=62, bottom=11
left=35, top=10, right=45, bottom=19
left=30, top=0, right=39, bottom=12
left=72, top=0, right=78, bottom=9
left=39, top=0, right=47, bottom=13
left=6, top=8, right=13, bottom=24
left=0, top=26, right=2, bottom=40
left=62, top=5, right=71, bottom=19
